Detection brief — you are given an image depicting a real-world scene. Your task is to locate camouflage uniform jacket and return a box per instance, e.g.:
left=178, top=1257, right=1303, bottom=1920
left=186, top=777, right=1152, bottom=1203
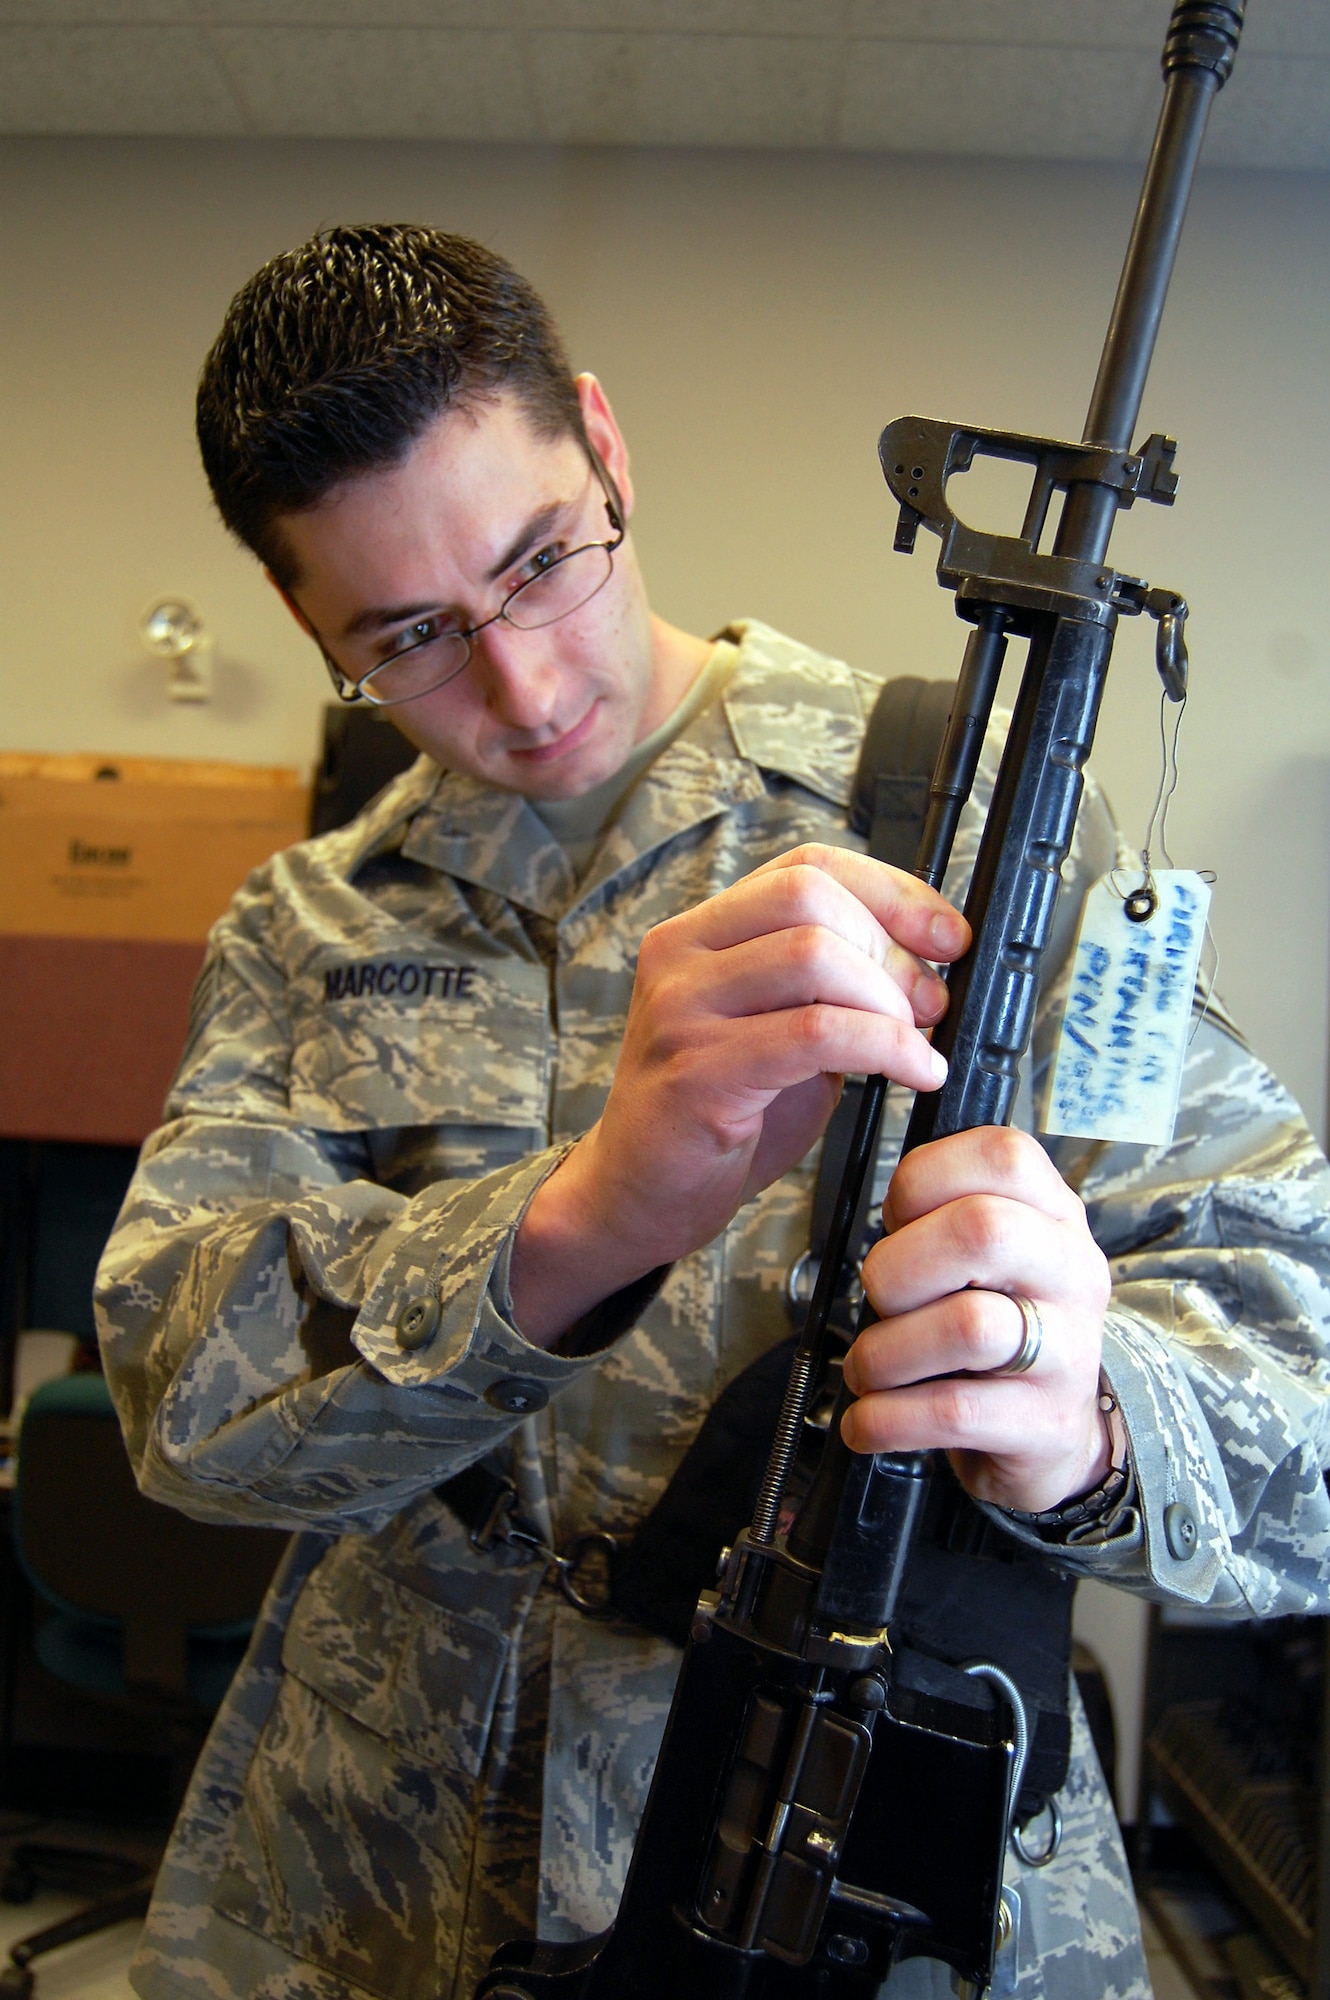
left=97, top=620, right=1330, bottom=2000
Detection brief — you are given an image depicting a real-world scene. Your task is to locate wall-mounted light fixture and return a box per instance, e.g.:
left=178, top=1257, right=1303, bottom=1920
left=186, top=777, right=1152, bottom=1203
left=139, top=597, right=213, bottom=703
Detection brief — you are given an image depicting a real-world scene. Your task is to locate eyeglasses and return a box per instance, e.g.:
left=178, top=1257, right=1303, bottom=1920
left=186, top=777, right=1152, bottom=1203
left=318, top=455, right=626, bottom=710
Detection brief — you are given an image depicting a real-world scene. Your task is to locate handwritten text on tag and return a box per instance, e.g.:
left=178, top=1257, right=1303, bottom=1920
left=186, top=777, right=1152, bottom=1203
left=1043, top=870, right=1211, bottom=1146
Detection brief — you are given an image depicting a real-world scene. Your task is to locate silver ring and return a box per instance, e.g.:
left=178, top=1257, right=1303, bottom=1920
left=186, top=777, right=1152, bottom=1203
left=1012, top=1795, right=1063, bottom=1867
left=993, top=1294, right=1044, bottom=1376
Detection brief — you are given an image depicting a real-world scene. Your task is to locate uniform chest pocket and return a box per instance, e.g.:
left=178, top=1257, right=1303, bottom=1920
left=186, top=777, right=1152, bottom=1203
left=289, top=946, right=552, bottom=1135
left=213, top=1551, right=510, bottom=2000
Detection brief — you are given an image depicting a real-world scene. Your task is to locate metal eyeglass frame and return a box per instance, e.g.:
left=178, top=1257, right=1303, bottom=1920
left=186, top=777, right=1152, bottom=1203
left=317, top=452, right=626, bottom=710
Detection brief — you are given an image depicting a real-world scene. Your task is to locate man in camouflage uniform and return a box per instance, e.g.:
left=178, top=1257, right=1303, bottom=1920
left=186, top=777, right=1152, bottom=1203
left=97, top=226, right=1330, bottom=2000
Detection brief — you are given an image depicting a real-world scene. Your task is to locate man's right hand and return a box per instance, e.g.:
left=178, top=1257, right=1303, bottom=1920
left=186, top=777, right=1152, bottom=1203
left=510, top=844, right=969, bottom=1346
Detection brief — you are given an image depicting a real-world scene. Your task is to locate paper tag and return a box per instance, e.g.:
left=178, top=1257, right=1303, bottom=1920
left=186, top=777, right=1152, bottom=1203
left=1043, top=870, right=1211, bottom=1146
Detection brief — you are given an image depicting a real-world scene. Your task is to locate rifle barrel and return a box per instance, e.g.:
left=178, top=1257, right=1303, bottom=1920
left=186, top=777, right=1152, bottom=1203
left=1059, top=1, right=1243, bottom=561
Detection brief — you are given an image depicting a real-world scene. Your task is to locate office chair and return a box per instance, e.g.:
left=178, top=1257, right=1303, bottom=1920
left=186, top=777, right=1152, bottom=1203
left=1, top=1371, right=287, bottom=1998
left=0, top=1140, right=139, bottom=1427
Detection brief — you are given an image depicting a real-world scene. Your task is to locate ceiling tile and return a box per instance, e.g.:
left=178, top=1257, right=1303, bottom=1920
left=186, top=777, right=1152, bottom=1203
left=0, top=0, right=1321, bottom=163
left=514, top=0, right=846, bottom=31
left=528, top=29, right=841, bottom=146
left=1202, top=52, right=1330, bottom=167
left=1240, top=0, right=1330, bottom=57
left=840, top=41, right=1160, bottom=159
left=189, top=0, right=840, bottom=16
left=188, top=0, right=527, bottom=23
left=210, top=25, right=538, bottom=138
left=847, top=0, right=1168, bottom=50
left=0, top=25, right=243, bottom=131
left=0, top=1, right=189, bottom=18
left=848, top=0, right=1330, bottom=61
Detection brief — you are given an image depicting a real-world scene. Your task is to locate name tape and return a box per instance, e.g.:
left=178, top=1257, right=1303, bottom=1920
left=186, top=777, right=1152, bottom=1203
left=1043, top=870, right=1210, bottom=1147
left=323, top=961, right=478, bottom=1003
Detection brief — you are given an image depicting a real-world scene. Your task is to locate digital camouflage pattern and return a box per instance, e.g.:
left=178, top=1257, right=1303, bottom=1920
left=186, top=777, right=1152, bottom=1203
left=96, top=621, right=1330, bottom=2000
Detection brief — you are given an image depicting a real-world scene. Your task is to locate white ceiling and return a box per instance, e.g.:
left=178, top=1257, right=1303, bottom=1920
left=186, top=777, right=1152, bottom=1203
left=0, top=1, right=1325, bottom=168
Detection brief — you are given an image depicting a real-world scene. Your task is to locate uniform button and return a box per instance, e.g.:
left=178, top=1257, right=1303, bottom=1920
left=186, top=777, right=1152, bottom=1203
left=484, top=1378, right=549, bottom=1415
left=396, top=1295, right=440, bottom=1351
left=1164, top=1502, right=1198, bottom=1561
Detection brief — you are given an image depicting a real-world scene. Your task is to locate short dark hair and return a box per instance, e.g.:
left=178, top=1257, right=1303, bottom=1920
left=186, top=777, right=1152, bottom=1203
left=196, top=224, right=587, bottom=587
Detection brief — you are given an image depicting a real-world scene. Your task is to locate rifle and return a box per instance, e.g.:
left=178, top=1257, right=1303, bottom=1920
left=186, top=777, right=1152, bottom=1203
left=475, top=4, right=1243, bottom=1992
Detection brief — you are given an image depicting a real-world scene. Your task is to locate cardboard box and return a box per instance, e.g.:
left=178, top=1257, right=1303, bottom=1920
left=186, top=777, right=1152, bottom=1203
left=0, top=751, right=310, bottom=943
left=0, top=752, right=310, bottom=1142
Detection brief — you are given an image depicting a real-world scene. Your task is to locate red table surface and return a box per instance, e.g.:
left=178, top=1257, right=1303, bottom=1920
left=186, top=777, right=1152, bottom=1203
left=0, top=934, right=205, bottom=1145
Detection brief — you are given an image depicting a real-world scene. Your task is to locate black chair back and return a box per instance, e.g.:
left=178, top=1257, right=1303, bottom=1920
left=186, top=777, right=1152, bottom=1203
left=309, top=706, right=420, bottom=836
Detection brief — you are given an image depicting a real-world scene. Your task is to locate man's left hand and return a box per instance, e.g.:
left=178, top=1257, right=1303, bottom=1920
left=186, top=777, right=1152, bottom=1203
left=841, top=1126, right=1113, bottom=1515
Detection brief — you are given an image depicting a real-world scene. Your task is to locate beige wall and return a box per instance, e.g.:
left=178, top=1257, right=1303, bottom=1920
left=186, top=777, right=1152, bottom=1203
left=3, top=135, right=1328, bottom=1136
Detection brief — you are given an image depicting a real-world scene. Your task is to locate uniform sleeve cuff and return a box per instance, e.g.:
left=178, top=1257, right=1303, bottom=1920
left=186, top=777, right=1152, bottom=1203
left=975, top=1307, right=1227, bottom=1594
left=350, top=1144, right=663, bottom=1401
left=1096, top=1304, right=1227, bottom=1596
